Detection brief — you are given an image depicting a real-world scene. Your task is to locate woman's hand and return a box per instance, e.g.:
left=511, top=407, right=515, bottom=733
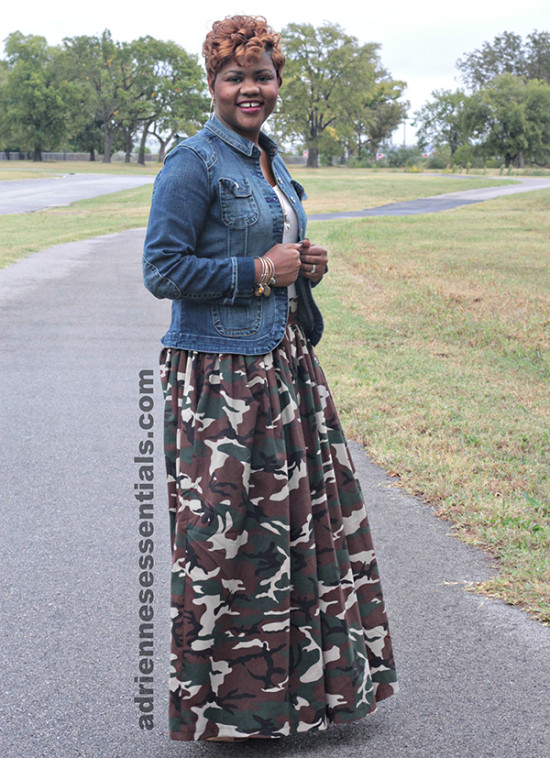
left=298, top=239, right=328, bottom=282
left=257, top=244, right=302, bottom=287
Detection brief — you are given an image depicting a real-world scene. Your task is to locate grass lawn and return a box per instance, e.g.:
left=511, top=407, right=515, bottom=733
left=292, top=166, right=518, bottom=212
left=0, top=167, right=519, bottom=268
left=0, top=159, right=160, bottom=181
left=1, top=167, right=548, bottom=622
left=0, top=185, right=154, bottom=268
left=310, top=189, right=550, bottom=623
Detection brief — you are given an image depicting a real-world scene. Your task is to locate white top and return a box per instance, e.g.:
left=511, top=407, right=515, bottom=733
left=273, top=184, right=299, bottom=298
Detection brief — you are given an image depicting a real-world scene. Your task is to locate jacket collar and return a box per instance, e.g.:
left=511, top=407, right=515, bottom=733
left=204, top=115, right=279, bottom=159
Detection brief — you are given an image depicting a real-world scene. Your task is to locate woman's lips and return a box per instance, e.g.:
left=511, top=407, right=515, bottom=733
left=238, top=101, right=262, bottom=112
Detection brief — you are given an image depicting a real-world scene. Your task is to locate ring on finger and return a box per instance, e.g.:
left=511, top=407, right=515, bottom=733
left=311, top=264, right=316, bottom=274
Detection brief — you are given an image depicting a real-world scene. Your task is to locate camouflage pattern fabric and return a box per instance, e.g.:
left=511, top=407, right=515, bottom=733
left=160, top=313, right=398, bottom=741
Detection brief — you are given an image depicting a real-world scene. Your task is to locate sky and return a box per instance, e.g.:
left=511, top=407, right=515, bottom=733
left=3, top=1, right=550, bottom=143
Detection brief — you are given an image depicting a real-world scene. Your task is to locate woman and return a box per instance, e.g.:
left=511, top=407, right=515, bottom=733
left=143, top=15, right=397, bottom=742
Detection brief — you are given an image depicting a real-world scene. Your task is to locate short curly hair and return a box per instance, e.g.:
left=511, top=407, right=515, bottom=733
left=203, top=15, right=285, bottom=86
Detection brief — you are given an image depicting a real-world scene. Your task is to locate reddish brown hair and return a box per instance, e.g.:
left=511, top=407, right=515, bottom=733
left=203, top=15, right=285, bottom=86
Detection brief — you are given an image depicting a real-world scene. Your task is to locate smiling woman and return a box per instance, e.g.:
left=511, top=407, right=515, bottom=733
left=142, top=14, right=397, bottom=743
left=210, top=52, right=279, bottom=147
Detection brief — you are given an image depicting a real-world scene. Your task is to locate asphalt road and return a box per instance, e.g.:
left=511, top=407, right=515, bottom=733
left=0, top=172, right=155, bottom=214
left=1, top=229, right=549, bottom=758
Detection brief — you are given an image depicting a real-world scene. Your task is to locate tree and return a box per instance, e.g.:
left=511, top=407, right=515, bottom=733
left=523, top=77, right=550, bottom=165
left=525, top=30, right=550, bottom=82
left=457, top=29, right=550, bottom=89
left=2, top=32, right=74, bottom=160
left=0, top=60, right=11, bottom=155
left=468, top=73, right=550, bottom=167
left=62, top=31, right=151, bottom=162
left=62, top=32, right=207, bottom=163
left=274, top=22, right=406, bottom=167
left=413, top=89, right=472, bottom=156
left=62, top=31, right=117, bottom=162
left=416, top=29, right=550, bottom=168
left=129, top=38, right=207, bottom=165
left=354, top=79, right=408, bottom=159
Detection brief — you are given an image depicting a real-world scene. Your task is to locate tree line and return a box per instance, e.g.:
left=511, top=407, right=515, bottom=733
left=0, top=23, right=407, bottom=168
left=0, top=30, right=206, bottom=163
left=1, top=25, right=548, bottom=168
left=414, top=30, right=550, bottom=168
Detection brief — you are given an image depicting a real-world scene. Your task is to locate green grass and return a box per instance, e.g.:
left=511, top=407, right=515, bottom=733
left=0, top=185, right=153, bottom=268
left=1, top=166, right=548, bottom=622
left=309, top=189, right=550, bottom=623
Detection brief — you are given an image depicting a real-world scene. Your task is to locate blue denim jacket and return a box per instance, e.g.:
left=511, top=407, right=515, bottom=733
left=142, top=116, right=324, bottom=354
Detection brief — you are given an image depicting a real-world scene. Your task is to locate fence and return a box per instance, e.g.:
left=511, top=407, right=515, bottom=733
left=0, top=151, right=160, bottom=162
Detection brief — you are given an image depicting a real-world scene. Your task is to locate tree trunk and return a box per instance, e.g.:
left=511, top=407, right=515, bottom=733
left=124, top=130, right=134, bottom=163
left=89, top=147, right=95, bottom=161
left=153, top=129, right=176, bottom=163
left=138, top=123, right=150, bottom=166
left=33, top=146, right=42, bottom=161
left=103, top=129, right=113, bottom=163
left=517, top=150, right=525, bottom=168
left=306, top=146, right=319, bottom=168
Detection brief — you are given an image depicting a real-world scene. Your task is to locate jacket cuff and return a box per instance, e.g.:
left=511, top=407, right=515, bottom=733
left=230, top=256, right=256, bottom=304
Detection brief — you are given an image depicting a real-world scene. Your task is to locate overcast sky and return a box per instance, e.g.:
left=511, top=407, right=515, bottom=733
left=3, top=1, right=550, bottom=141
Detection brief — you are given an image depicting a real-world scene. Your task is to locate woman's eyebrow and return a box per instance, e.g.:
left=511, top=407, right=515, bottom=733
left=223, top=68, right=273, bottom=75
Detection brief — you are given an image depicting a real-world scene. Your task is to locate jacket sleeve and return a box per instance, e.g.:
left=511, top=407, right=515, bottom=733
left=142, top=146, right=255, bottom=304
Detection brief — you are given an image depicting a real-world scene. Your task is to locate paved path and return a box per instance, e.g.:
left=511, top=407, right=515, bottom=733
left=0, top=173, right=155, bottom=214
left=1, top=230, right=549, bottom=758
left=309, top=176, right=550, bottom=219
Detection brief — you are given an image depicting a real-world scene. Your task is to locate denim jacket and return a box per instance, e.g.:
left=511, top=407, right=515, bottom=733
left=142, top=116, right=323, bottom=354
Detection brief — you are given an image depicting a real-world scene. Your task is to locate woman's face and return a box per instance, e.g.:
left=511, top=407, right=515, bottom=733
left=210, top=50, right=279, bottom=145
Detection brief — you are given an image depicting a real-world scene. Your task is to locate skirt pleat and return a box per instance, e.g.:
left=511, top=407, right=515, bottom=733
left=160, top=319, right=397, bottom=741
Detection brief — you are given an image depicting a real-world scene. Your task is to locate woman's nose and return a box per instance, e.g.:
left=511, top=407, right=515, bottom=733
left=241, top=78, right=260, bottom=93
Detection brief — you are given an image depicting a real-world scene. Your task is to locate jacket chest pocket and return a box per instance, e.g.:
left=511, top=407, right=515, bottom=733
left=219, top=177, right=259, bottom=229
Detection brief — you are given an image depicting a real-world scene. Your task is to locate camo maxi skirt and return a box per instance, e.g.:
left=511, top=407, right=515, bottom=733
left=160, top=313, right=398, bottom=741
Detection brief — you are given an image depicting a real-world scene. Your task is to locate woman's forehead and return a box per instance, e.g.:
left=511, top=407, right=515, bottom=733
left=218, top=50, right=276, bottom=74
